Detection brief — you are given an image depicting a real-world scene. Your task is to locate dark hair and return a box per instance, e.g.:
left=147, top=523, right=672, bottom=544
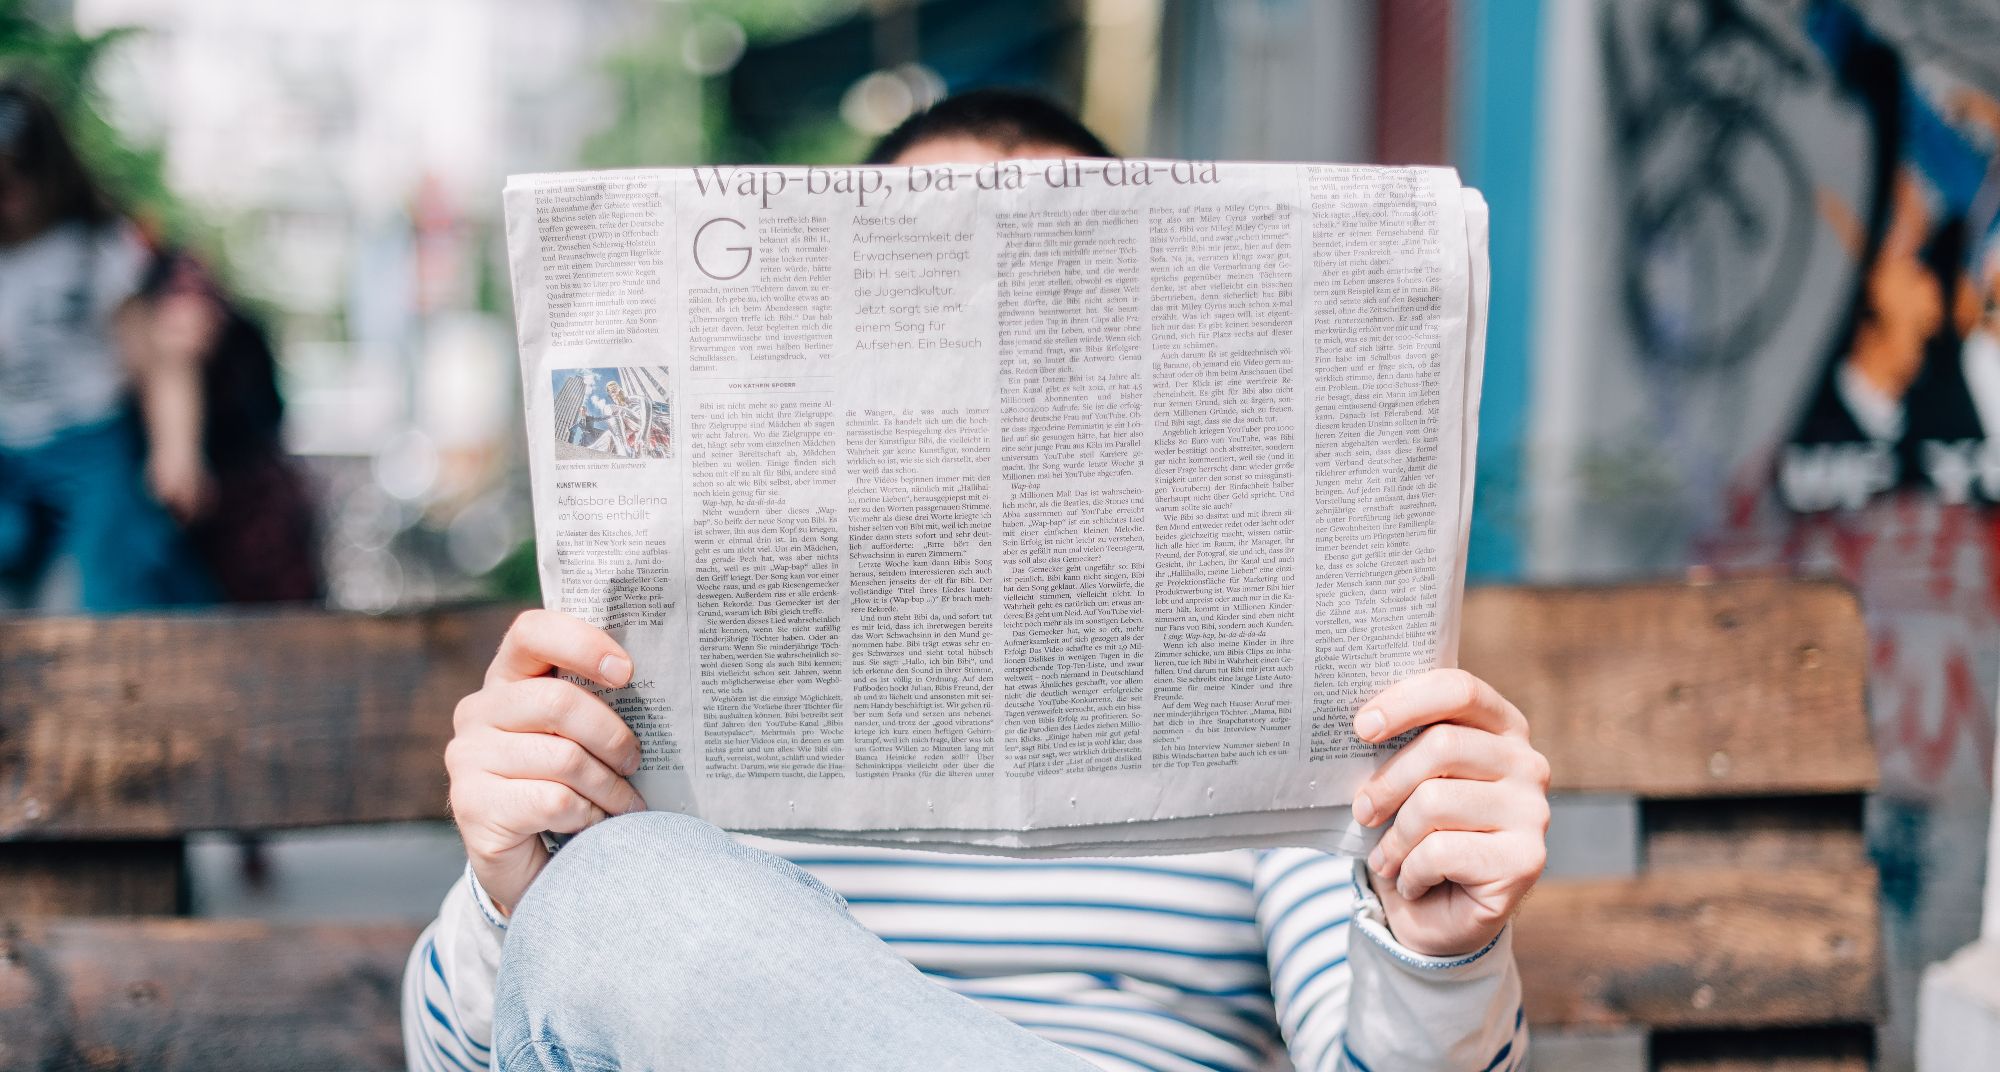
left=865, top=88, right=1112, bottom=165
left=0, top=80, right=116, bottom=227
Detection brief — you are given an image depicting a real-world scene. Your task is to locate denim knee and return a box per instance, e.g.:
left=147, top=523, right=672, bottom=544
left=511, top=811, right=840, bottom=924
left=523, top=812, right=722, bottom=911
left=494, top=811, right=845, bottom=1057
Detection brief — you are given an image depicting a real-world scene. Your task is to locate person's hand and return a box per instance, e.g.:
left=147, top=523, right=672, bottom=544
left=127, top=284, right=224, bottom=522
left=146, top=446, right=213, bottom=522
left=447, top=610, right=647, bottom=914
left=1351, top=668, right=1549, bottom=957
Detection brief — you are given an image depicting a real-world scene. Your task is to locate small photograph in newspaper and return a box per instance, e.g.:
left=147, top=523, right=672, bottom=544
left=551, top=366, right=675, bottom=462
left=502, top=159, right=1488, bottom=857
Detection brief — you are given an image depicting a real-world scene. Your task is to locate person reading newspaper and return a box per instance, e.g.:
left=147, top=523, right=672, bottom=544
left=406, top=90, right=1549, bottom=1072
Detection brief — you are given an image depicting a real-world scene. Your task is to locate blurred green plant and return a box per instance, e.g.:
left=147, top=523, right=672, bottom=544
left=0, top=0, right=200, bottom=243
left=486, top=536, right=543, bottom=604
left=581, top=2, right=706, bottom=171
left=705, top=0, right=869, bottom=40
left=582, top=0, right=870, bottom=171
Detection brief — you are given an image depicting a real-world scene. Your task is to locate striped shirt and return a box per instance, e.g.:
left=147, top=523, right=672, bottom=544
left=405, top=842, right=1525, bottom=1071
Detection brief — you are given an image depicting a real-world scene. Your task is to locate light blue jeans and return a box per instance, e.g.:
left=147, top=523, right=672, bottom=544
left=493, top=811, right=1097, bottom=1071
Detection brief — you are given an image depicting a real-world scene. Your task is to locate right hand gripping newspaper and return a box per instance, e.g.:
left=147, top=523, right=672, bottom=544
left=503, top=158, right=1488, bottom=858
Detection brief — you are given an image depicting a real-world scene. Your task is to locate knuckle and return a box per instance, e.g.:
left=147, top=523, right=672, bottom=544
left=1524, top=842, right=1549, bottom=880
left=1399, top=835, right=1426, bottom=867
left=452, top=692, right=478, bottom=733
left=1528, top=794, right=1552, bottom=834
left=1382, top=818, right=1410, bottom=855
left=1400, top=842, right=1433, bottom=878
left=528, top=677, right=576, bottom=724
left=1430, top=723, right=1471, bottom=767
left=1402, top=724, right=1443, bottom=768
left=527, top=780, right=572, bottom=819
left=1388, top=830, right=1418, bottom=866
left=1523, top=745, right=1553, bottom=789
left=1401, top=778, right=1437, bottom=819
left=553, top=739, right=591, bottom=782
left=1443, top=668, right=1482, bottom=710
left=1374, top=839, right=1400, bottom=872
left=525, top=731, right=568, bottom=771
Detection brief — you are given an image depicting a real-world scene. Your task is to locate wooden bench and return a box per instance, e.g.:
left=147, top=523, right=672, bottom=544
left=0, top=578, right=1878, bottom=1070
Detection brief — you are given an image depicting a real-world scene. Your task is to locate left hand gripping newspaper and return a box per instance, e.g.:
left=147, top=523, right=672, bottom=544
left=503, top=159, right=1489, bottom=857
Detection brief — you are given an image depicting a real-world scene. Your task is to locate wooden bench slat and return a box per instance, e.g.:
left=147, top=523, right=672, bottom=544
left=1, top=579, right=1887, bottom=1065
left=1643, top=796, right=1871, bottom=872
left=0, top=605, right=520, bottom=839
left=0, top=874, right=1883, bottom=1069
left=1515, top=866, right=1880, bottom=1030
left=0, top=918, right=418, bottom=1071
left=1461, top=579, right=1876, bottom=798
left=1652, top=1026, right=1874, bottom=1071
left=4, top=579, right=1875, bottom=836
left=0, top=841, right=184, bottom=915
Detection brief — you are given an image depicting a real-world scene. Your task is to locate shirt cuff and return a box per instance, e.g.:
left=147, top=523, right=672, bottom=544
left=465, top=862, right=511, bottom=933
left=1349, top=856, right=1506, bottom=973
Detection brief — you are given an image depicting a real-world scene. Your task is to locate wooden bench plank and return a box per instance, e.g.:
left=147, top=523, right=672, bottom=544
left=0, top=842, right=184, bottom=915
left=1643, top=797, right=1871, bottom=872
left=1652, top=1026, right=1874, bottom=1071
left=1515, top=867, right=1880, bottom=1030
left=1461, top=579, right=1876, bottom=798
left=1, top=580, right=1886, bottom=1067
left=0, top=605, right=519, bottom=839
left=4, top=579, right=1876, bottom=836
left=0, top=919, right=418, bottom=1072
left=0, top=879, right=1883, bottom=1070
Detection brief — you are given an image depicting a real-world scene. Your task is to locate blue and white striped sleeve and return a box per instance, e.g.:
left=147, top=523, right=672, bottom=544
left=1252, top=849, right=1527, bottom=1072
left=402, top=864, right=508, bottom=1072
left=1252, top=848, right=1358, bottom=1069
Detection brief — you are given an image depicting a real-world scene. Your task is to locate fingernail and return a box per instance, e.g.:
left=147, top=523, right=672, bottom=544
left=622, top=753, right=642, bottom=776
left=1355, top=709, right=1385, bottom=741
left=599, top=653, right=632, bottom=686
left=1368, top=845, right=1386, bottom=873
left=1397, top=879, right=1417, bottom=901
left=1352, top=792, right=1377, bottom=826
left=626, top=796, right=649, bottom=814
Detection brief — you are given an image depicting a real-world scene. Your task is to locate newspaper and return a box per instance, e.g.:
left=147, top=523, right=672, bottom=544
left=502, top=159, right=1488, bottom=857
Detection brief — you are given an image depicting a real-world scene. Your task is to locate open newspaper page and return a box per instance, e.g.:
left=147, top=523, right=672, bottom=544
left=503, top=160, right=1486, bottom=856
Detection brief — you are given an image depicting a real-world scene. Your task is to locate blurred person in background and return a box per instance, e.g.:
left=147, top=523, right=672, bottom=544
left=408, top=90, right=1545, bottom=1072
left=0, top=79, right=215, bottom=611
left=136, top=248, right=322, bottom=604
left=0, top=80, right=320, bottom=612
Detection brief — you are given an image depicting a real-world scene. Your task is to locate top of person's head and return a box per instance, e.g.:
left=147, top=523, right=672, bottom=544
left=0, top=79, right=116, bottom=228
left=864, top=88, right=1112, bottom=165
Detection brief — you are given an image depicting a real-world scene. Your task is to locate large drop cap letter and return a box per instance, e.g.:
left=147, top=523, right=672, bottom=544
left=693, top=217, right=752, bottom=281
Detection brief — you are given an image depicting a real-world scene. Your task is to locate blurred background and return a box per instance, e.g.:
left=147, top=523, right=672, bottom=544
left=1, top=0, right=1996, bottom=1067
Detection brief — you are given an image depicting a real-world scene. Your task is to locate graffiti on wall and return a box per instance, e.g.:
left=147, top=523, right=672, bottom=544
left=1779, top=2, right=2000, bottom=512
left=1601, top=0, right=1820, bottom=376
left=1589, top=4, right=2000, bottom=1060
left=1600, top=0, right=2000, bottom=801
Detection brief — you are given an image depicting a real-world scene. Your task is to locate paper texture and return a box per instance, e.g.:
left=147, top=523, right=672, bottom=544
left=502, top=159, right=1488, bottom=857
